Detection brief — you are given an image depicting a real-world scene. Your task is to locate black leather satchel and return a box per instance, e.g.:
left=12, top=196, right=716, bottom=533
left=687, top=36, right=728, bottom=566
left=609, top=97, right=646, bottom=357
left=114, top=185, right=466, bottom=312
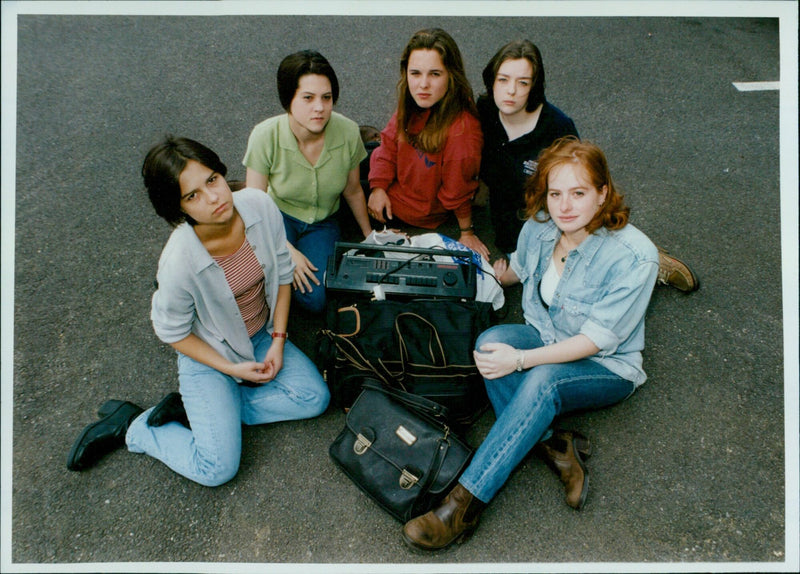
left=329, top=379, right=473, bottom=523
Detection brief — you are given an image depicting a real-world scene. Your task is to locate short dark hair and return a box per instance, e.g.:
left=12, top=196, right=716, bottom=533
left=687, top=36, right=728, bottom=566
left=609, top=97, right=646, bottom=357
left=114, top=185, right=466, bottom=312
left=142, top=135, right=227, bottom=227
left=482, top=40, right=546, bottom=112
left=277, top=50, right=340, bottom=111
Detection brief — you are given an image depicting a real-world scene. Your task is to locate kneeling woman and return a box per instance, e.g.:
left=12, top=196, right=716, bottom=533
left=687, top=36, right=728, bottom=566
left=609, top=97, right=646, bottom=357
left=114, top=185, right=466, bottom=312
left=243, top=50, right=372, bottom=314
left=403, top=136, right=659, bottom=549
left=66, top=136, right=330, bottom=486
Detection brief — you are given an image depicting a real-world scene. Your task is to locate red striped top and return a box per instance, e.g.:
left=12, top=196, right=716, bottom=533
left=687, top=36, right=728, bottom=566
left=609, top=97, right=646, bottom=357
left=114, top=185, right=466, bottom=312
left=213, top=239, right=269, bottom=336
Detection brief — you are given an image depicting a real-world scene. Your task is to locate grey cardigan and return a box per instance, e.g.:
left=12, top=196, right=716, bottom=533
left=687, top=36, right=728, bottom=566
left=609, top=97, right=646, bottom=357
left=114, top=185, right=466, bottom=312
left=150, top=188, right=294, bottom=365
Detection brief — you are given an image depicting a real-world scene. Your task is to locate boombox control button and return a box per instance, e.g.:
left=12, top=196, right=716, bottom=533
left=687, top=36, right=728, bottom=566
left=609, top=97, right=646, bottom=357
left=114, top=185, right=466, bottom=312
left=443, top=271, right=458, bottom=286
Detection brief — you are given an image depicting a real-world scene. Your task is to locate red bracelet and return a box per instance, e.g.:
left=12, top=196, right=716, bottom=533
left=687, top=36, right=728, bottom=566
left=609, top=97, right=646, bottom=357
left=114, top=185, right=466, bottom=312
left=271, top=332, right=288, bottom=339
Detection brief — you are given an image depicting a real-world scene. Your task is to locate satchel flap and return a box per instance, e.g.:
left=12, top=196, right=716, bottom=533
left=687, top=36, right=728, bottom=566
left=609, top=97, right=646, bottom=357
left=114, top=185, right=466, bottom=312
left=353, top=427, right=375, bottom=455
left=399, top=467, right=422, bottom=490
left=330, top=386, right=474, bottom=522
left=344, top=389, right=453, bottom=475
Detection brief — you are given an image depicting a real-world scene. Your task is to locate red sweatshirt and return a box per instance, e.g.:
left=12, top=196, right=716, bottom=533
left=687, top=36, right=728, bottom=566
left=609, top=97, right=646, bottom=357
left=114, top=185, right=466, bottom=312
left=368, top=108, right=483, bottom=228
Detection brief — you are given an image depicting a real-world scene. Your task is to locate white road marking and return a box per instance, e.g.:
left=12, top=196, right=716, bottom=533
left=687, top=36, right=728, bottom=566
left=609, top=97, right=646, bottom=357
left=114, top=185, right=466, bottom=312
left=733, top=81, right=780, bottom=91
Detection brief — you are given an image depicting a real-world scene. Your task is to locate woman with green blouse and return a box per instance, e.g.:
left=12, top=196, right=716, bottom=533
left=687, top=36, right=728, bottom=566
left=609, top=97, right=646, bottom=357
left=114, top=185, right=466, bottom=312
left=243, top=50, right=372, bottom=313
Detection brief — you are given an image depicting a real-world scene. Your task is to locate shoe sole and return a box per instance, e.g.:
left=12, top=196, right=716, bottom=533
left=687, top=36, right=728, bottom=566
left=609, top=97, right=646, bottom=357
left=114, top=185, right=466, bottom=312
left=401, top=525, right=476, bottom=551
left=570, top=435, right=590, bottom=511
left=572, top=434, right=592, bottom=459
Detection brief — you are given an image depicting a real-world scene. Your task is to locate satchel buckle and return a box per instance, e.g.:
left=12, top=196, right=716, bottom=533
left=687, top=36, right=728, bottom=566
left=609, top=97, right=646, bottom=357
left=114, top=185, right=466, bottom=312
left=399, top=468, right=420, bottom=490
left=353, top=433, right=372, bottom=455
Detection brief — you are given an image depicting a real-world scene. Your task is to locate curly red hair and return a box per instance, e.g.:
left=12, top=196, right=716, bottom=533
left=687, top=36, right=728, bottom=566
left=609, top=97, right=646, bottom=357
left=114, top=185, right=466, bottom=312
left=525, top=136, right=629, bottom=233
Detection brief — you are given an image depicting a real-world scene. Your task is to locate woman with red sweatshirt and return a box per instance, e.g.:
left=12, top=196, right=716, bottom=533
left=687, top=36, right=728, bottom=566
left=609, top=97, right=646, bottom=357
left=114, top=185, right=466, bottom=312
left=367, top=28, right=490, bottom=261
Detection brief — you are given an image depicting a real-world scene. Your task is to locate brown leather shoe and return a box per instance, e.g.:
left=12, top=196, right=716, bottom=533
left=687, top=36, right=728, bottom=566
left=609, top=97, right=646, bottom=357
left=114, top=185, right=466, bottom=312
left=535, top=429, right=591, bottom=510
left=657, top=247, right=699, bottom=292
left=402, top=483, right=486, bottom=550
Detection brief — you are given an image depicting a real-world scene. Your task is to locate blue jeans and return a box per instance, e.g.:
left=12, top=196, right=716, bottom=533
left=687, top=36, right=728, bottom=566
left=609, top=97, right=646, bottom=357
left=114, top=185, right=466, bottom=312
left=282, top=211, right=341, bottom=314
left=125, top=328, right=330, bottom=487
left=459, top=324, right=635, bottom=503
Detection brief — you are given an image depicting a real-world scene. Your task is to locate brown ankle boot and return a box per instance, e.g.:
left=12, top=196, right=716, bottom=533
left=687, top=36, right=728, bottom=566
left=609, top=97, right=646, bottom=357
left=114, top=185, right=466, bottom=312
left=402, top=483, right=486, bottom=550
left=535, top=429, right=590, bottom=510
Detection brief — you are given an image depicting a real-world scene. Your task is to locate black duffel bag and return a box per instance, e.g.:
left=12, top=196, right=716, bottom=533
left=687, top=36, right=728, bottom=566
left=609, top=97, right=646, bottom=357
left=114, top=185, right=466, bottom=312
left=318, top=298, right=493, bottom=426
left=329, top=379, right=473, bottom=522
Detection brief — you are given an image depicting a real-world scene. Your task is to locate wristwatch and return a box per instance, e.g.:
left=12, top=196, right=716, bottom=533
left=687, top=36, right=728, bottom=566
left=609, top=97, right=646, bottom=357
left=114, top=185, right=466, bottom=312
left=515, top=349, right=525, bottom=372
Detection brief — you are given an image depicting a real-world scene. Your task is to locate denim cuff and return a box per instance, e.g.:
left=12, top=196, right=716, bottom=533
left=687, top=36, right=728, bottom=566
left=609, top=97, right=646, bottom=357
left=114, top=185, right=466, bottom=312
left=580, top=319, right=621, bottom=355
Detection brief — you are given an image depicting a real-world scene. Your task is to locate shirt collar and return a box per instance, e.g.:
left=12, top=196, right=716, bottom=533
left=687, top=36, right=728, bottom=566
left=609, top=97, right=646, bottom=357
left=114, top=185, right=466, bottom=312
left=235, top=191, right=263, bottom=230
left=181, top=190, right=264, bottom=274
left=536, top=215, right=608, bottom=264
left=277, top=112, right=345, bottom=153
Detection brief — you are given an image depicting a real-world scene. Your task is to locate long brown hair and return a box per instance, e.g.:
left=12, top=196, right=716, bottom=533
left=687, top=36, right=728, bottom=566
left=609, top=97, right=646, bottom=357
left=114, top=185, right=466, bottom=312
left=525, top=136, right=629, bottom=233
left=396, top=28, right=477, bottom=154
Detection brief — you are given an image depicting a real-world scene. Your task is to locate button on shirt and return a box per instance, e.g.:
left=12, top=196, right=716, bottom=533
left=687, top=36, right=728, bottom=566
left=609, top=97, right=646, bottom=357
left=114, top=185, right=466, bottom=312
left=242, top=112, right=367, bottom=224
left=509, top=216, right=659, bottom=386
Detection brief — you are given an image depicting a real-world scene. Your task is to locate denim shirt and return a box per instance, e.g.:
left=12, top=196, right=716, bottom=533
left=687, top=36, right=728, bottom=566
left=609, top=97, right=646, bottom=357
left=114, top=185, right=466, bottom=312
left=510, top=216, right=658, bottom=386
left=150, top=188, right=294, bottom=369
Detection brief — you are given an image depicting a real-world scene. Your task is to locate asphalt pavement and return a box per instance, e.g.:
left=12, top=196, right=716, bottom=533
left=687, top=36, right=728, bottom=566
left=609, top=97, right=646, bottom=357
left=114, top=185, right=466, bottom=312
left=3, top=2, right=798, bottom=573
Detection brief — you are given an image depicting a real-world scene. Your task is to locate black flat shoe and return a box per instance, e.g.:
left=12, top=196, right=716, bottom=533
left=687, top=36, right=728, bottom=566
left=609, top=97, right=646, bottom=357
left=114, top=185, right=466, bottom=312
left=66, top=400, right=143, bottom=471
left=97, top=399, right=127, bottom=418
left=147, top=392, right=190, bottom=429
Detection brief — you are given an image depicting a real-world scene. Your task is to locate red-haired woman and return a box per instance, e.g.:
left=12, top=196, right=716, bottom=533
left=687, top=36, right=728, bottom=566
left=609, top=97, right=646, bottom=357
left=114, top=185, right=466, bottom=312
left=403, top=137, right=659, bottom=549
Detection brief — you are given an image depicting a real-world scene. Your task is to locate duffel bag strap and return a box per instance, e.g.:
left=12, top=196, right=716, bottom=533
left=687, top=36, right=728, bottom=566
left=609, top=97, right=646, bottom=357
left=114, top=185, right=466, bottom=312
left=394, top=312, right=447, bottom=367
left=335, top=306, right=361, bottom=337
left=321, top=330, right=398, bottom=387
